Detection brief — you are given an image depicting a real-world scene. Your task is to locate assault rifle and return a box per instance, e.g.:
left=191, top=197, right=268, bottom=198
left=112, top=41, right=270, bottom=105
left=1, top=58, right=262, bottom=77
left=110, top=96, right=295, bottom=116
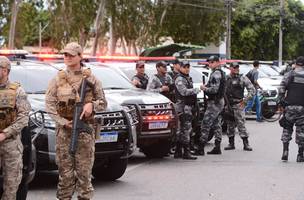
left=69, top=78, right=94, bottom=155
left=202, top=75, right=207, bottom=109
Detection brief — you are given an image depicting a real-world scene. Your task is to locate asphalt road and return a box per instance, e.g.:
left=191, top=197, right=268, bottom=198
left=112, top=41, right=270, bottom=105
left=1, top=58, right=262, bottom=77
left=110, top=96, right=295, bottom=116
left=28, top=121, right=304, bottom=200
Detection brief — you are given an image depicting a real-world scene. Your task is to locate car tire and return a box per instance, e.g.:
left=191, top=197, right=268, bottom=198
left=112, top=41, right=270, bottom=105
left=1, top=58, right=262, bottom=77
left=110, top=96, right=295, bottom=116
left=141, top=140, right=170, bottom=158
left=93, top=158, right=128, bottom=181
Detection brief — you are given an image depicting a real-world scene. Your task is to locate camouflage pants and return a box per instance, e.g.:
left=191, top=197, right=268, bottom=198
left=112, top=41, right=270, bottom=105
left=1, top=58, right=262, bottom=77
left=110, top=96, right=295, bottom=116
left=56, top=127, right=95, bottom=200
left=0, top=137, right=23, bottom=200
left=176, top=105, right=193, bottom=145
left=227, top=102, right=249, bottom=138
left=281, top=105, right=304, bottom=147
left=200, top=99, right=224, bottom=143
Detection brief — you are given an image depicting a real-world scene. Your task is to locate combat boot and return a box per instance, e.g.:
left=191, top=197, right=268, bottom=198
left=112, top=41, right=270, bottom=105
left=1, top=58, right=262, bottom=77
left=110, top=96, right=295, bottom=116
left=174, top=142, right=183, bottom=159
left=183, top=144, right=197, bottom=160
left=224, top=136, right=235, bottom=150
left=207, top=140, right=222, bottom=155
left=281, top=142, right=289, bottom=161
left=193, top=142, right=205, bottom=156
left=242, top=137, right=253, bottom=151
left=296, top=146, right=304, bottom=162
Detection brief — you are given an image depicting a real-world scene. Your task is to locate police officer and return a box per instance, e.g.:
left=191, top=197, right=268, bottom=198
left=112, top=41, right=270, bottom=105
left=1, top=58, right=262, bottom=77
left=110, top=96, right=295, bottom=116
left=45, top=42, right=107, bottom=199
left=0, top=56, right=31, bottom=200
left=174, top=61, right=202, bottom=160
left=279, top=56, right=304, bottom=162
left=131, top=61, right=149, bottom=89
left=168, top=59, right=181, bottom=80
left=224, top=62, right=255, bottom=151
left=147, top=61, right=174, bottom=100
left=197, top=56, right=225, bottom=155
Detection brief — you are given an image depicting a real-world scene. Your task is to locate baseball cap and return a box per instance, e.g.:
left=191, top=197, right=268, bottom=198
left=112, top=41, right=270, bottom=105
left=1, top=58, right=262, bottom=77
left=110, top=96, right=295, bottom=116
left=61, top=42, right=83, bottom=56
left=156, top=61, right=167, bottom=68
left=208, top=56, right=219, bottom=62
left=0, top=56, right=11, bottom=70
left=172, top=59, right=181, bottom=65
left=180, top=61, right=190, bottom=68
left=296, top=56, right=304, bottom=66
left=136, top=61, right=145, bottom=68
left=230, top=62, right=239, bottom=68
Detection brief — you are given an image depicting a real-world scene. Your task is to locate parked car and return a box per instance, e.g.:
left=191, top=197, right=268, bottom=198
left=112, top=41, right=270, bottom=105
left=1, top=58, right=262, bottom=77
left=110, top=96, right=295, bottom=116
left=8, top=59, right=137, bottom=181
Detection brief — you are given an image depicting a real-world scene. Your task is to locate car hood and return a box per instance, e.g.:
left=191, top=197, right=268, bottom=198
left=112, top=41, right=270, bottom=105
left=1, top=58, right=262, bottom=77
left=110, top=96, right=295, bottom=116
left=258, top=77, right=282, bottom=89
left=104, top=88, right=171, bottom=105
left=28, top=94, right=124, bottom=112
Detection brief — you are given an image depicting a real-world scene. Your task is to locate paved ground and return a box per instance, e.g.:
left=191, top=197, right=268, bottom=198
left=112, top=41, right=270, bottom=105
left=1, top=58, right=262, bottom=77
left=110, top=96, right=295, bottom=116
left=28, top=121, right=304, bottom=200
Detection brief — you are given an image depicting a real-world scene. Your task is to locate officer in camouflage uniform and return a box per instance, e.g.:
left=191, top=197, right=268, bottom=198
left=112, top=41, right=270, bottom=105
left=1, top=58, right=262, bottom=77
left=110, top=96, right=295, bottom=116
left=0, top=56, right=31, bottom=200
left=174, top=61, right=202, bottom=160
left=197, top=56, right=225, bottom=155
left=45, top=42, right=107, bottom=199
left=224, top=62, right=255, bottom=151
left=147, top=61, right=174, bottom=101
left=279, top=56, right=304, bottom=162
left=131, top=61, right=149, bottom=89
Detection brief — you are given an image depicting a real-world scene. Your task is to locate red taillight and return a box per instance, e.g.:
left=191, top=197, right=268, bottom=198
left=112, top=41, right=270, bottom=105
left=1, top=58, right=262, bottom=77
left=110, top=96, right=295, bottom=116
left=143, top=115, right=171, bottom=121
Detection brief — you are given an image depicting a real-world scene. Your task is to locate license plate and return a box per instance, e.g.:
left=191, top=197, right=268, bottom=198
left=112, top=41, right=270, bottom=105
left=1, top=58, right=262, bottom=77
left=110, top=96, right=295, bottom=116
left=97, top=131, right=118, bottom=143
left=148, top=122, right=168, bottom=129
left=267, top=101, right=277, bottom=106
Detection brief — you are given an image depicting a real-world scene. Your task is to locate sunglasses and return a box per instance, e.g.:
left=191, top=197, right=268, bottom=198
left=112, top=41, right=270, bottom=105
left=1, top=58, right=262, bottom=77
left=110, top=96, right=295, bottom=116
left=137, top=66, right=144, bottom=69
left=182, top=65, right=190, bottom=69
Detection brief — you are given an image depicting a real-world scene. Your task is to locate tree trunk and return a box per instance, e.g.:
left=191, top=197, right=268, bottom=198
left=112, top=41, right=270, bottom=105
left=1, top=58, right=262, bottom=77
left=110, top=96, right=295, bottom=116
left=92, top=0, right=106, bottom=56
left=121, top=37, right=127, bottom=55
left=8, top=0, right=21, bottom=49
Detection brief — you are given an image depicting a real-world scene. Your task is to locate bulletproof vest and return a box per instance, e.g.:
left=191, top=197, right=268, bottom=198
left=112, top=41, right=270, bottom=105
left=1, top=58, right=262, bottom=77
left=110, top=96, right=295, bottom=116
left=175, top=73, right=197, bottom=106
left=226, top=74, right=244, bottom=103
left=155, top=74, right=174, bottom=100
left=56, top=68, right=94, bottom=120
left=0, top=82, right=19, bottom=130
left=285, top=71, right=304, bottom=106
left=134, top=74, right=149, bottom=89
left=206, top=68, right=226, bottom=101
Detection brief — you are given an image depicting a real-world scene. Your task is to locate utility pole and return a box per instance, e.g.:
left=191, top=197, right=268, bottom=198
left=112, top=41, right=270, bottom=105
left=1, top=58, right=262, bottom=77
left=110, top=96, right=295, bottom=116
left=226, top=0, right=232, bottom=59
left=39, top=22, right=49, bottom=53
left=278, top=0, right=284, bottom=67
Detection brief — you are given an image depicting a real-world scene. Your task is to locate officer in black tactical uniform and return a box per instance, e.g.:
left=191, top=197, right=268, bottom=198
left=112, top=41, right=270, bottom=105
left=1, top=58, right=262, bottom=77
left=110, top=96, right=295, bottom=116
left=279, top=56, right=304, bottom=162
left=174, top=61, right=202, bottom=159
left=131, top=61, right=149, bottom=89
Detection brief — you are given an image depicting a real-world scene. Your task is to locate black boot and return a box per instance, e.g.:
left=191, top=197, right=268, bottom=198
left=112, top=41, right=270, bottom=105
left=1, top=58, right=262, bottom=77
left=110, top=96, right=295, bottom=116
left=174, top=142, right=183, bottom=159
left=224, top=136, right=235, bottom=150
left=296, top=146, right=304, bottom=162
left=242, top=137, right=253, bottom=151
left=183, top=144, right=197, bottom=160
left=281, top=142, right=289, bottom=161
left=193, top=142, right=205, bottom=156
left=207, top=140, right=222, bottom=155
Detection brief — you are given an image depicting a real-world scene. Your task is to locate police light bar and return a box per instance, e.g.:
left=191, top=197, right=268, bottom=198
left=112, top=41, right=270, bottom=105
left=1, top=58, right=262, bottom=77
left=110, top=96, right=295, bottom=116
left=95, top=55, right=176, bottom=62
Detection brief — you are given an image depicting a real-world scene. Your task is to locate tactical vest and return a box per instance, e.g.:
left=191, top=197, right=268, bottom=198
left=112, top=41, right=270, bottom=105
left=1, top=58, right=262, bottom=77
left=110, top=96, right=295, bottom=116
left=0, top=82, right=19, bottom=130
left=206, top=68, right=226, bottom=101
left=56, top=68, right=94, bottom=120
left=134, top=74, right=149, bottom=89
left=175, top=73, right=197, bottom=106
left=155, top=74, right=174, bottom=101
left=226, top=75, right=244, bottom=104
left=285, top=71, right=304, bottom=106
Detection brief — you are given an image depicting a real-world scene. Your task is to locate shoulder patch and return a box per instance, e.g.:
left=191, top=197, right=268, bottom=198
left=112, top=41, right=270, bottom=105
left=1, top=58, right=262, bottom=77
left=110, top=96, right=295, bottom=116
left=8, top=82, right=20, bottom=90
left=58, top=70, right=66, bottom=79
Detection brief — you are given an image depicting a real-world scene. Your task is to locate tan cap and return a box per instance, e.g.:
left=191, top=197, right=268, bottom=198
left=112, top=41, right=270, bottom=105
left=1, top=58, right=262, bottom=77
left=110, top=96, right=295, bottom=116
left=0, top=56, right=11, bottom=70
left=61, top=42, right=83, bottom=56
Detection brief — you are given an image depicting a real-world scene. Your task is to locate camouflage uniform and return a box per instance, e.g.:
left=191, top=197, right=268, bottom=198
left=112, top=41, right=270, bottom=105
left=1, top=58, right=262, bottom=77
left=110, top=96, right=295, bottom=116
left=45, top=67, right=107, bottom=200
left=225, top=73, right=255, bottom=151
left=199, top=68, right=225, bottom=154
left=147, top=73, right=174, bottom=100
left=0, top=56, right=31, bottom=200
left=279, top=63, right=304, bottom=161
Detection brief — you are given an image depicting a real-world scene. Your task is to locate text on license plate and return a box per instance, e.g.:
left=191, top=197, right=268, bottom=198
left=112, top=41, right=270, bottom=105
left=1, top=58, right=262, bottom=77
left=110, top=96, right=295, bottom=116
left=98, top=131, right=118, bottom=143
left=148, top=122, right=168, bottom=129
left=267, top=101, right=277, bottom=106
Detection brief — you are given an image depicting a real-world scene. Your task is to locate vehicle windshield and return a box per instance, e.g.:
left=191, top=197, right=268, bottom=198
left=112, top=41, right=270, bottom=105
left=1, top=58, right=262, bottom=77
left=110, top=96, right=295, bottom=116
left=10, top=64, right=58, bottom=93
left=90, top=67, right=134, bottom=90
left=238, top=64, right=268, bottom=78
left=259, top=65, right=280, bottom=76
